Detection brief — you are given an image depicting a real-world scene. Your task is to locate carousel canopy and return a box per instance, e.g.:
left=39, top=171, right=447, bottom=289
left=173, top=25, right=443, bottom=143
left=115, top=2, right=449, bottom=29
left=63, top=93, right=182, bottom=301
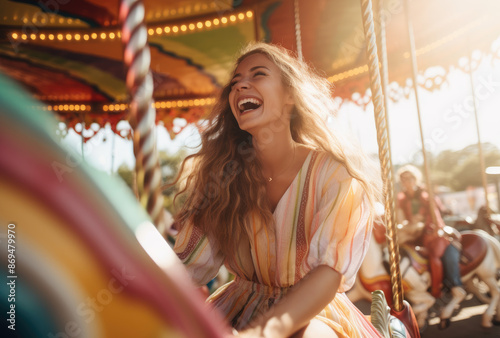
left=1, top=0, right=499, bottom=140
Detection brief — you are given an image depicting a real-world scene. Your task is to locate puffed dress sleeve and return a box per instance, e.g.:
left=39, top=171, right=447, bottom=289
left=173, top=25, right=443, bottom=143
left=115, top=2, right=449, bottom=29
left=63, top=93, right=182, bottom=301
left=174, top=222, right=225, bottom=286
left=307, top=162, right=373, bottom=292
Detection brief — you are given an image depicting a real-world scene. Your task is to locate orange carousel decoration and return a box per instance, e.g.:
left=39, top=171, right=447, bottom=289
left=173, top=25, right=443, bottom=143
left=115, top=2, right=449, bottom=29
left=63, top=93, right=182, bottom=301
left=1, top=0, right=499, bottom=142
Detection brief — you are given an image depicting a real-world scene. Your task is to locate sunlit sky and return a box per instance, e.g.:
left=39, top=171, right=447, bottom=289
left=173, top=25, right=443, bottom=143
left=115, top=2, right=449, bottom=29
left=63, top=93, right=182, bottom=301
left=61, top=49, right=500, bottom=174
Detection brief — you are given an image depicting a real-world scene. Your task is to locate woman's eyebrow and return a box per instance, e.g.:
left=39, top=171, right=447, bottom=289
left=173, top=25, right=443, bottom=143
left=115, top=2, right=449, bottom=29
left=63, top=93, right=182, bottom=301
left=231, top=66, right=270, bottom=81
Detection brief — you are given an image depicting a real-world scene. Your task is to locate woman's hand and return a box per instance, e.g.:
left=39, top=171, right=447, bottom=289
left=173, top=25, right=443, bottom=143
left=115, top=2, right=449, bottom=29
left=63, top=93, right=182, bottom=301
left=236, top=266, right=341, bottom=338
left=225, top=328, right=244, bottom=338
left=237, top=326, right=265, bottom=338
left=238, top=316, right=282, bottom=338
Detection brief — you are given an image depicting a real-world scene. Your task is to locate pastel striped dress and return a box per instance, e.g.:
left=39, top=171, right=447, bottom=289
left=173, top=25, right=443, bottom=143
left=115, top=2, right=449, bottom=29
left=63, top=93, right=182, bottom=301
left=174, top=151, right=381, bottom=337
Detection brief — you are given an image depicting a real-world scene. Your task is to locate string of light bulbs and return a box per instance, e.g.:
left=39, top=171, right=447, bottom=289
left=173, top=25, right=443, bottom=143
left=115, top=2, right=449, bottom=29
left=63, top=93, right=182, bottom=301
left=42, top=97, right=216, bottom=112
left=10, top=11, right=253, bottom=42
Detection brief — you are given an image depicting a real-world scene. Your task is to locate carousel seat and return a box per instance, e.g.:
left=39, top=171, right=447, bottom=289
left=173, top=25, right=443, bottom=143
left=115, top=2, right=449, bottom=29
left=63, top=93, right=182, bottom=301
left=0, top=74, right=228, bottom=338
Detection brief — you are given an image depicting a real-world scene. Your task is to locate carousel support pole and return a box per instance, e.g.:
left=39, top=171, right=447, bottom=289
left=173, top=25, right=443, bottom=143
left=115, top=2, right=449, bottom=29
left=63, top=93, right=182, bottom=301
left=403, top=0, right=439, bottom=226
left=360, top=0, right=401, bottom=311
left=119, top=0, right=166, bottom=233
left=293, top=0, right=303, bottom=61
left=378, top=0, right=392, bottom=154
left=360, top=0, right=420, bottom=336
left=376, top=0, right=396, bottom=199
left=468, top=52, right=490, bottom=216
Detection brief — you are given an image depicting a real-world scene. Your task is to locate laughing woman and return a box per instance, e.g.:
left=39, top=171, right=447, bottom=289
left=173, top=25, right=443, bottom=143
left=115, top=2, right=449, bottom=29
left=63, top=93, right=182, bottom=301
left=173, top=43, right=382, bottom=338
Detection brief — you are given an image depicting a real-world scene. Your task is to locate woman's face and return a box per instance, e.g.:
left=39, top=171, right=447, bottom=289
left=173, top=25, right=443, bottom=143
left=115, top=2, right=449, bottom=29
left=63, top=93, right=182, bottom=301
left=228, top=53, right=294, bottom=134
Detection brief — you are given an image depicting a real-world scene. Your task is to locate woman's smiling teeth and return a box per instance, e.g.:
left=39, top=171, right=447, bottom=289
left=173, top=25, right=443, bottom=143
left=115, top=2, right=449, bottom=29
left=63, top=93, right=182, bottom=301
left=237, top=97, right=262, bottom=113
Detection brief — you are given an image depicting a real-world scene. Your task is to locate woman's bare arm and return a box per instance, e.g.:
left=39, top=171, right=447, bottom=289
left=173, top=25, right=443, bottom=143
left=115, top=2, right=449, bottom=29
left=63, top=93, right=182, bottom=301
left=238, top=265, right=342, bottom=338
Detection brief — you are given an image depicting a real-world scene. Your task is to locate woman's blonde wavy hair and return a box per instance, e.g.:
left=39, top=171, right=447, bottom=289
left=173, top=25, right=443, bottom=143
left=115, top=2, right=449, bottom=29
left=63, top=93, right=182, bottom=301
left=172, top=42, right=382, bottom=257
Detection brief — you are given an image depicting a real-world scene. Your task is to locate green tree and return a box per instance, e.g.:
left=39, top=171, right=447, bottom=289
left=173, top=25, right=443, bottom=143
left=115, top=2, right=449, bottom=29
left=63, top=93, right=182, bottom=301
left=430, top=143, right=500, bottom=191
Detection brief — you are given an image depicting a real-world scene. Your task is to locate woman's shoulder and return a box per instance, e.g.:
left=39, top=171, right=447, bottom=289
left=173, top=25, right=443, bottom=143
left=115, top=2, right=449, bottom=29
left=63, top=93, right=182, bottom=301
left=307, top=152, right=356, bottom=203
left=312, top=150, right=350, bottom=181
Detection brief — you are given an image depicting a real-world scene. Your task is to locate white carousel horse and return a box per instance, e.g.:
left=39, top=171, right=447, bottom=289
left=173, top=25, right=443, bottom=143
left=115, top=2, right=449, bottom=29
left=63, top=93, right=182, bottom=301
left=347, top=223, right=500, bottom=329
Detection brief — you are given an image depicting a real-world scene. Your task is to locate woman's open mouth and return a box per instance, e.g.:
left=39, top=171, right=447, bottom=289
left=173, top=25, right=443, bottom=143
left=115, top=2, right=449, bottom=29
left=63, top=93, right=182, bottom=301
left=237, top=97, right=263, bottom=114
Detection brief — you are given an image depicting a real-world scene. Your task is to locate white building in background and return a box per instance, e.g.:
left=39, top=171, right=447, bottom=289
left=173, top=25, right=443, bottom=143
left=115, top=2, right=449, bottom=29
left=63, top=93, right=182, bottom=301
left=439, top=184, right=499, bottom=218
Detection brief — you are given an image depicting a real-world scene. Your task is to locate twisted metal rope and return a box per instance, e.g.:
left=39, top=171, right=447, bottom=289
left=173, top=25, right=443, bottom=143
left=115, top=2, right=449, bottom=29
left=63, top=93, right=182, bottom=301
left=119, top=0, right=165, bottom=233
left=375, top=0, right=397, bottom=204
left=359, top=0, right=403, bottom=312
left=293, top=0, right=303, bottom=61
left=377, top=0, right=392, bottom=156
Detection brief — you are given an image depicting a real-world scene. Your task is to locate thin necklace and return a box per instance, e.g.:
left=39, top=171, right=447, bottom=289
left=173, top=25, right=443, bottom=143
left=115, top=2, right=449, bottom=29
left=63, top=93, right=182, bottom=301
left=267, top=145, right=296, bottom=182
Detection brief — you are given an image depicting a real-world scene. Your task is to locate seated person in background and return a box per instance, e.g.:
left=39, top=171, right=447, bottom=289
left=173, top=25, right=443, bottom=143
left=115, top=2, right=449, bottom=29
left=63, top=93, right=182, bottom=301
left=396, top=165, right=465, bottom=305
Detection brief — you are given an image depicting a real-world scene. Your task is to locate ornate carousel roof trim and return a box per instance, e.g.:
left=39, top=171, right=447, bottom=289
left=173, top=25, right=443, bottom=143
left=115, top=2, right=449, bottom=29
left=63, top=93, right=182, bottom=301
left=8, top=10, right=254, bottom=42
